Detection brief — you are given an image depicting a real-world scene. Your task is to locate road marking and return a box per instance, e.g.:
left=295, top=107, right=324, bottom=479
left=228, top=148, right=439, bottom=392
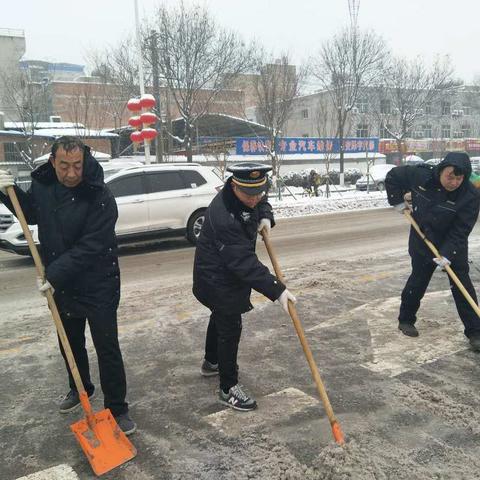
left=302, top=289, right=467, bottom=377
left=359, top=290, right=467, bottom=377
left=16, top=464, right=78, bottom=480
left=204, top=387, right=318, bottom=435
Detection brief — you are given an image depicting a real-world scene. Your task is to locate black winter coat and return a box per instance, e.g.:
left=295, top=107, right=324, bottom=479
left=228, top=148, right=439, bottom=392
left=385, top=156, right=480, bottom=263
left=193, top=178, right=286, bottom=314
left=0, top=148, right=120, bottom=315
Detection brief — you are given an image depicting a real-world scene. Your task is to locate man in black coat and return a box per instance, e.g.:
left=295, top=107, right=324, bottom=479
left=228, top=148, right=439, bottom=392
left=385, top=152, right=480, bottom=351
left=193, top=163, right=297, bottom=411
left=0, top=136, right=135, bottom=434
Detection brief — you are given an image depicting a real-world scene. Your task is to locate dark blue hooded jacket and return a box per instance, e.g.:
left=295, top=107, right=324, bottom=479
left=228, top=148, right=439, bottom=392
left=0, top=147, right=120, bottom=315
left=385, top=152, right=480, bottom=263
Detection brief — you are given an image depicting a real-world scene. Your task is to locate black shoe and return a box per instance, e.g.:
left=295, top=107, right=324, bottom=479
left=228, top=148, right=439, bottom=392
left=59, top=388, right=95, bottom=414
left=201, top=359, right=219, bottom=377
left=398, top=323, right=419, bottom=337
left=469, top=335, right=480, bottom=352
left=219, top=384, right=257, bottom=412
left=114, top=413, right=137, bottom=436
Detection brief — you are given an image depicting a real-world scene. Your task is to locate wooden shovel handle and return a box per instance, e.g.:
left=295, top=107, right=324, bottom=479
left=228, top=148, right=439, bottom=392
left=260, top=229, right=345, bottom=445
left=404, top=211, right=480, bottom=319
left=6, top=186, right=89, bottom=401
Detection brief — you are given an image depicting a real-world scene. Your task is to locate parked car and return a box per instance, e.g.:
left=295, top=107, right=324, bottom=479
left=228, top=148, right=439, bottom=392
left=470, top=156, right=480, bottom=174
left=425, top=158, right=442, bottom=166
left=355, top=164, right=395, bottom=191
left=0, top=162, right=224, bottom=255
left=404, top=154, right=424, bottom=165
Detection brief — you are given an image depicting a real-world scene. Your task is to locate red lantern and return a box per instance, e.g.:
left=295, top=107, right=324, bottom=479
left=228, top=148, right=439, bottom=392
left=141, top=128, right=157, bottom=140
left=140, top=94, right=156, bottom=109
left=130, top=131, right=143, bottom=143
left=128, top=116, right=142, bottom=128
left=127, top=98, right=142, bottom=112
left=140, top=112, right=157, bottom=125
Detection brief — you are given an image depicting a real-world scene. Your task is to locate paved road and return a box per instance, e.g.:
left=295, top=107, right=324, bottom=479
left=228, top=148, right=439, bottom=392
left=4, top=208, right=480, bottom=479
left=0, top=208, right=411, bottom=297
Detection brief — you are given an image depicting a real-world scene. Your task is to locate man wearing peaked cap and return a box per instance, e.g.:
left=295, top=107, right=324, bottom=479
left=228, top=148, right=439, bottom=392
left=385, top=152, right=480, bottom=351
left=228, top=163, right=272, bottom=195
left=193, top=162, right=297, bottom=411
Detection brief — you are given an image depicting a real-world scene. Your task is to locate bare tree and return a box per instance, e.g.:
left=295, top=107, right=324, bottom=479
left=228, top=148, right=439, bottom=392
left=151, top=1, right=256, bottom=162
left=312, top=26, right=387, bottom=185
left=372, top=55, right=457, bottom=160
left=0, top=67, right=51, bottom=168
left=313, top=95, right=339, bottom=197
left=253, top=53, right=303, bottom=196
left=87, top=38, right=140, bottom=130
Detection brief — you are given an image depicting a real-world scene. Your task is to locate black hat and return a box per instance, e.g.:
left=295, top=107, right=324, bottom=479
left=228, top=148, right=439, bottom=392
left=227, top=162, right=272, bottom=195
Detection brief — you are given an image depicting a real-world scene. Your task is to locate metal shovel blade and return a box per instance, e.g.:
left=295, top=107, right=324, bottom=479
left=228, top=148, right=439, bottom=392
left=71, top=408, right=137, bottom=476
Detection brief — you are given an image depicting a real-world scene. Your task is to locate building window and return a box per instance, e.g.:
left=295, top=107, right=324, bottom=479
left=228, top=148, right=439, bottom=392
left=441, top=124, right=450, bottom=138
left=423, top=124, right=432, bottom=138
left=461, top=124, right=471, bottom=137
left=356, top=123, right=369, bottom=137
left=380, top=99, right=391, bottom=114
left=462, top=105, right=472, bottom=116
left=413, top=129, right=424, bottom=139
left=425, top=102, right=432, bottom=115
left=441, top=101, right=451, bottom=115
left=453, top=130, right=463, bottom=139
left=4, top=142, right=27, bottom=162
left=301, top=109, right=309, bottom=119
left=357, top=98, right=368, bottom=113
left=380, top=123, right=393, bottom=138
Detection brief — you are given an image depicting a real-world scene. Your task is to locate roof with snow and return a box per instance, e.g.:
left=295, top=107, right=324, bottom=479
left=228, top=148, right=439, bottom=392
left=5, top=121, right=85, bottom=130
left=172, top=113, right=271, bottom=138
left=109, top=113, right=271, bottom=140
left=1, top=127, right=118, bottom=140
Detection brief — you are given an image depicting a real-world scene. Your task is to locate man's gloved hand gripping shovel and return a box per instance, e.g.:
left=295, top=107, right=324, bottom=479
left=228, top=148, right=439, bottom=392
left=404, top=211, right=480, bottom=318
left=6, top=186, right=136, bottom=476
left=260, top=228, right=345, bottom=445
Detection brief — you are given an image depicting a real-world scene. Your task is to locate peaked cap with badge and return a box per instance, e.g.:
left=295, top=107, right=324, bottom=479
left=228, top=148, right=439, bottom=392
left=227, top=162, right=272, bottom=195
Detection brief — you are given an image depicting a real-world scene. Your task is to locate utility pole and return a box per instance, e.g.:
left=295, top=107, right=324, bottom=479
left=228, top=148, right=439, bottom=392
left=133, top=0, right=151, bottom=164
left=149, top=30, right=163, bottom=163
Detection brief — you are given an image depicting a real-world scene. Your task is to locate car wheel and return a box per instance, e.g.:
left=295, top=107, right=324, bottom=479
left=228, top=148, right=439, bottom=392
left=376, top=181, right=385, bottom=191
left=187, top=210, right=206, bottom=245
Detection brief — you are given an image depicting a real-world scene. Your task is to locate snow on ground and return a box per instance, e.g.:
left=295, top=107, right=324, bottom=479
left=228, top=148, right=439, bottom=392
left=270, top=186, right=389, bottom=218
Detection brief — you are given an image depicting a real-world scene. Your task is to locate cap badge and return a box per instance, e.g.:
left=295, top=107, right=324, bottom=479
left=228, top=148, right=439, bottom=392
left=250, top=171, right=261, bottom=179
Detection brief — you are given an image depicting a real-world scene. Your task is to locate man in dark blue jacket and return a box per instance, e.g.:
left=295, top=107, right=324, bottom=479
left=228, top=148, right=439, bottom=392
left=385, top=152, right=480, bottom=351
left=193, top=163, right=296, bottom=411
left=0, top=136, right=135, bottom=434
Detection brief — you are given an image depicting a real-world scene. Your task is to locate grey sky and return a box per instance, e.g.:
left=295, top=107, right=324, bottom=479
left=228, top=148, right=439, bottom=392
left=3, top=0, right=479, bottom=82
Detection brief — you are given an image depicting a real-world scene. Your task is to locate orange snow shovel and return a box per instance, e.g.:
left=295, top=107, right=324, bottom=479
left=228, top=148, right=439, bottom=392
left=404, top=211, right=480, bottom=318
left=6, top=186, right=136, bottom=476
left=260, top=229, right=345, bottom=445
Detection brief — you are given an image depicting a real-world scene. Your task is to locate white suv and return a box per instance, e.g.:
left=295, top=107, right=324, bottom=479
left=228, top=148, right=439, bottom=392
left=0, top=162, right=223, bottom=255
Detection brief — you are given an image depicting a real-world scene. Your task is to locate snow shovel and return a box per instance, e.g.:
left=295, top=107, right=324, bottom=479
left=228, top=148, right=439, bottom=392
left=260, top=229, right=345, bottom=445
left=404, top=211, right=480, bottom=318
left=6, top=186, right=136, bottom=476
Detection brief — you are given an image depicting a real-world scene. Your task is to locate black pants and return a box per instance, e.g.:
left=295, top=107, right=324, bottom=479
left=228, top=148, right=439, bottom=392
left=58, top=307, right=128, bottom=416
left=399, top=253, right=480, bottom=338
left=204, top=311, right=242, bottom=392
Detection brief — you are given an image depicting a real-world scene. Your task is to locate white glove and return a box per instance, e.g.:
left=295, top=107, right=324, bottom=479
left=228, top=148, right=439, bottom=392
left=433, top=256, right=451, bottom=268
left=257, top=218, right=272, bottom=235
left=36, top=277, right=55, bottom=297
left=277, top=289, right=297, bottom=314
left=393, top=202, right=410, bottom=214
left=0, top=169, right=14, bottom=195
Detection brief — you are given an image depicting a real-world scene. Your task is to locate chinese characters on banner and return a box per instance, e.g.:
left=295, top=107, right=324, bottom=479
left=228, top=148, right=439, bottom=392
left=379, top=138, right=480, bottom=154
left=235, top=137, right=379, bottom=155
